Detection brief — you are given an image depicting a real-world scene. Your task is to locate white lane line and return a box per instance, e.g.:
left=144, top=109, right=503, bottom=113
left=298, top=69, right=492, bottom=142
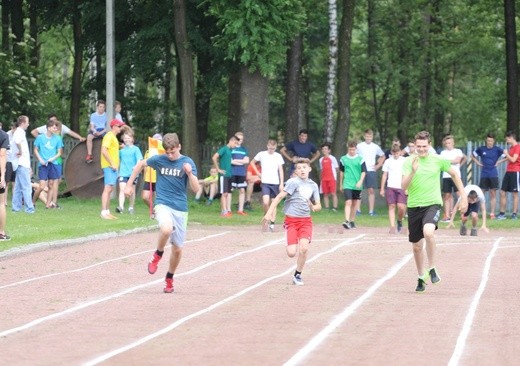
left=447, top=237, right=503, bottom=366
left=0, top=236, right=284, bottom=338
left=82, top=235, right=366, bottom=366
left=283, top=252, right=413, bottom=366
left=0, top=232, right=231, bottom=290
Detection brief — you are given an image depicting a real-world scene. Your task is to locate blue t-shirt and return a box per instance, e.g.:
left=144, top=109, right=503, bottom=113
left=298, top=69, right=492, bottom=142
left=146, top=154, right=198, bottom=212
left=33, top=134, right=64, bottom=165
left=90, top=112, right=107, bottom=130
left=231, top=146, right=248, bottom=176
left=119, top=145, right=143, bottom=178
left=473, top=145, right=504, bottom=178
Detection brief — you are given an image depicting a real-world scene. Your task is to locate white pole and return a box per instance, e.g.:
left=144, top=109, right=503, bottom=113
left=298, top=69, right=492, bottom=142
left=106, top=0, right=115, bottom=125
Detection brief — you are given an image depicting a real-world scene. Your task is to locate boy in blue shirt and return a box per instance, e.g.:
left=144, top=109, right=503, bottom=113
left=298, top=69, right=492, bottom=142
left=124, top=133, right=200, bottom=293
left=32, top=120, right=64, bottom=208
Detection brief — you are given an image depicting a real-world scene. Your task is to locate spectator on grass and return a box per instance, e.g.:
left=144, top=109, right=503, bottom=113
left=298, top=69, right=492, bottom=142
left=32, top=119, right=64, bottom=208
left=86, top=100, right=107, bottom=163
left=230, top=131, right=250, bottom=215
left=0, top=125, right=10, bottom=240
left=116, top=131, right=143, bottom=215
left=496, top=131, right=520, bottom=220
left=12, top=115, right=35, bottom=214
left=280, top=129, right=320, bottom=177
left=212, top=135, right=240, bottom=217
left=100, top=119, right=126, bottom=219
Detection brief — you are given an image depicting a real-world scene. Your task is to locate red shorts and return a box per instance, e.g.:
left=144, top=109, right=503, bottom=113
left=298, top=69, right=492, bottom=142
left=284, top=216, right=313, bottom=245
left=320, top=179, right=337, bottom=194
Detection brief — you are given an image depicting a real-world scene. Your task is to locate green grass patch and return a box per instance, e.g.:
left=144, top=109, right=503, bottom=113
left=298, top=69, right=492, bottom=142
left=1, top=192, right=518, bottom=253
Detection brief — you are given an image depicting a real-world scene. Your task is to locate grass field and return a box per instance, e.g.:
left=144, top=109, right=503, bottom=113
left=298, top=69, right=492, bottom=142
left=1, top=191, right=518, bottom=252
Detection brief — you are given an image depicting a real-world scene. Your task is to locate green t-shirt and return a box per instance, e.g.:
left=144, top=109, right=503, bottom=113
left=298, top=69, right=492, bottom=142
left=339, top=154, right=365, bottom=190
left=403, top=154, right=451, bottom=207
left=217, top=145, right=233, bottom=177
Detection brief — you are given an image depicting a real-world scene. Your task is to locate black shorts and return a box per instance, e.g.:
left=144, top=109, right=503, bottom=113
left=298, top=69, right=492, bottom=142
left=219, top=176, right=233, bottom=194
left=5, top=162, right=16, bottom=183
left=343, top=189, right=362, bottom=201
left=463, top=201, right=480, bottom=217
left=501, top=172, right=520, bottom=192
left=230, top=175, right=247, bottom=189
left=442, top=178, right=459, bottom=194
left=479, top=177, right=499, bottom=191
left=407, top=205, right=441, bottom=243
left=142, top=181, right=156, bottom=192
left=261, top=183, right=280, bottom=199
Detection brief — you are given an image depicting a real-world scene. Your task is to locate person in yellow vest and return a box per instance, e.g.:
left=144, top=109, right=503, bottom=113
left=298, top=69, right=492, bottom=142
left=142, top=133, right=163, bottom=217
left=100, top=119, right=125, bottom=219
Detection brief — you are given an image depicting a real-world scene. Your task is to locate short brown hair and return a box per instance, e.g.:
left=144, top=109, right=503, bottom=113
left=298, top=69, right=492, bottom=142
left=162, top=133, right=180, bottom=149
left=414, top=131, right=431, bottom=143
left=347, top=140, right=357, bottom=148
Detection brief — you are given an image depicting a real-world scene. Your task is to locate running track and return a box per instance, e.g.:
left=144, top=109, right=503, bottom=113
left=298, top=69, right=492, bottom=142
left=0, top=225, right=518, bottom=365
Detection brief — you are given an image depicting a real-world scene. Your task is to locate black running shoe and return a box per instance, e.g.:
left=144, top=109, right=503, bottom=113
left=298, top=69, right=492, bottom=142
left=416, top=278, right=426, bottom=292
left=342, top=221, right=351, bottom=229
left=429, top=268, right=441, bottom=284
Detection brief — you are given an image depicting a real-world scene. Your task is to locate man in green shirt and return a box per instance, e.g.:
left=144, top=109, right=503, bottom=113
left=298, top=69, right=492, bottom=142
left=402, top=131, right=468, bottom=292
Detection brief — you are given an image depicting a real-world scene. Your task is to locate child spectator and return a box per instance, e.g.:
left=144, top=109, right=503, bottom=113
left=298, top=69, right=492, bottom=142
left=244, top=161, right=262, bottom=211
left=339, top=140, right=366, bottom=229
left=230, top=132, right=250, bottom=215
left=116, top=132, right=143, bottom=214
left=86, top=100, right=107, bottom=163
left=440, top=135, right=466, bottom=222
left=380, top=144, right=407, bottom=233
left=100, top=119, right=125, bottom=219
left=142, top=133, right=163, bottom=217
left=195, top=167, right=219, bottom=205
left=32, top=119, right=64, bottom=208
left=496, top=131, right=520, bottom=219
left=318, top=143, right=339, bottom=212
left=212, top=135, right=240, bottom=217
left=263, top=158, right=321, bottom=285
left=447, top=184, right=489, bottom=236
left=250, top=139, right=285, bottom=231
left=471, top=133, right=504, bottom=219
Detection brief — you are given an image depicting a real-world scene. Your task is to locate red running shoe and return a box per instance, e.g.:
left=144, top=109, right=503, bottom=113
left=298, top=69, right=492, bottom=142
left=148, top=253, right=161, bottom=274
left=164, top=278, right=174, bottom=293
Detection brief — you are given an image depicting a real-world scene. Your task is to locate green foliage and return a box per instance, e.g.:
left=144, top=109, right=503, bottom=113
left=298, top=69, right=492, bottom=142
left=205, top=0, right=307, bottom=76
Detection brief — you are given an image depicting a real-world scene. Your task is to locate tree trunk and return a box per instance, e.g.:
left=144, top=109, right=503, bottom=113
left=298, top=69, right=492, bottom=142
left=285, top=34, right=302, bottom=142
left=333, top=0, right=356, bottom=157
left=227, top=68, right=241, bottom=138
left=239, top=66, right=269, bottom=159
left=1, top=0, right=10, bottom=53
left=11, top=0, right=23, bottom=60
left=196, top=55, right=212, bottom=144
left=29, top=2, right=38, bottom=68
left=173, top=0, right=200, bottom=169
left=324, top=0, right=338, bottom=143
left=69, top=0, right=83, bottom=133
left=504, top=0, right=519, bottom=136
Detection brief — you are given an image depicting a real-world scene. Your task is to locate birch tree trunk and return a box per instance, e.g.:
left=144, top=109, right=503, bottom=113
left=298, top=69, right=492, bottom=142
left=324, top=0, right=338, bottom=143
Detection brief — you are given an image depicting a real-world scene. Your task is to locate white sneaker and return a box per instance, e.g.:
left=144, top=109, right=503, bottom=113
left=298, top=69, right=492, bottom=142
left=293, top=274, right=304, bottom=286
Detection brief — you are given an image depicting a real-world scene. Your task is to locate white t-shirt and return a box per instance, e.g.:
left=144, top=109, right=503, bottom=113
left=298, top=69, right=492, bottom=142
left=36, top=124, right=71, bottom=137
left=253, top=151, right=285, bottom=185
left=356, top=142, right=385, bottom=172
left=13, top=127, right=30, bottom=168
left=458, top=184, right=485, bottom=203
left=382, top=156, right=405, bottom=189
left=7, top=130, right=19, bottom=170
left=440, top=148, right=464, bottom=178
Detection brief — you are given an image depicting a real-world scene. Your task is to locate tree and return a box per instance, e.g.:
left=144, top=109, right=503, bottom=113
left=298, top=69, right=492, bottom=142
left=173, top=0, right=199, bottom=167
left=323, top=0, right=338, bottom=143
left=333, top=0, right=355, bottom=156
left=504, top=0, right=519, bottom=136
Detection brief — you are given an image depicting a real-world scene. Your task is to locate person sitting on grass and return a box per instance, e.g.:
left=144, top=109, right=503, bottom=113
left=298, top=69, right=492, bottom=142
left=447, top=184, right=489, bottom=236
left=195, top=167, right=219, bottom=205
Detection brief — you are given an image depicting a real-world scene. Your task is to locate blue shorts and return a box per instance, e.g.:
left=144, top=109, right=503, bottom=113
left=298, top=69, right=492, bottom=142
left=364, top=171, right=378, bottom=189
left=103, top=167, right=118, bottom=185
left=89, top=127, right=106, bottom=137
left=154, top=204, right=188, bottom=247
left=38, top=163, right=61, bottom=180
left=261, top=183, right=280, bottom=198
